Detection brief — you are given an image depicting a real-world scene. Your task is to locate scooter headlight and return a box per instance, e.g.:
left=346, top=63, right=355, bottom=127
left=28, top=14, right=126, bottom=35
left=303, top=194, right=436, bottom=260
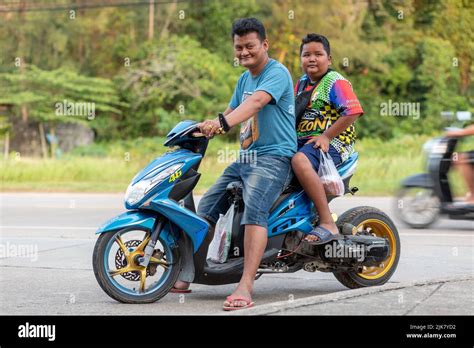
left=124, top=163, right=184, bottom=205
left=423, top=138, right=447, bottom=155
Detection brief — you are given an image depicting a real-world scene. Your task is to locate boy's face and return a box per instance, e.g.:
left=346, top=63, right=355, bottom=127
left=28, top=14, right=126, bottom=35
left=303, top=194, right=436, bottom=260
left=301, top=41, right=331, bottom=80
left=233, top=32, right=268, bottom=70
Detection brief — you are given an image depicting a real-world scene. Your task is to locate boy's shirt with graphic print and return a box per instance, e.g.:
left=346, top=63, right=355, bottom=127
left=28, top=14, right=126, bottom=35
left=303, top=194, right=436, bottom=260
left=295, top=70, right=364, bottom=162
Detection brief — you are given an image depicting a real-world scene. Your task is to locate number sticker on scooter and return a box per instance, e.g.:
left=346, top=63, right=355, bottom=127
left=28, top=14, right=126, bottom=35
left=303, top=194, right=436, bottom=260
left=169, top=170, right=182, bottom=182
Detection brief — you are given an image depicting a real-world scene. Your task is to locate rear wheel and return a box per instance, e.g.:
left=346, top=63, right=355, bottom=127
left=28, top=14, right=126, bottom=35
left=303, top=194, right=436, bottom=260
left=92, top=227, right=181, bottom=303
left=334, top=206, right=400, bottom=289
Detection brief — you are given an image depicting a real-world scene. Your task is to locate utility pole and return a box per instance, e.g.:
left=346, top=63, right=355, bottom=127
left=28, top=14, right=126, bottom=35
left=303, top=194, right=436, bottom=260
left=148, top=0, right=154, bottom=40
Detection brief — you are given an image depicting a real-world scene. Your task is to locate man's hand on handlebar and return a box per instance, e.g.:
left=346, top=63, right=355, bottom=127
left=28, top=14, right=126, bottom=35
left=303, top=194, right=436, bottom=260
left=197, top=118, right=223, bottom=138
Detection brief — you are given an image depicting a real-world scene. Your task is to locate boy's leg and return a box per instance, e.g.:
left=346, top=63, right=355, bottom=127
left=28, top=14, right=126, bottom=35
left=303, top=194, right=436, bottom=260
left=224, top=156, right=292, bottom=308
left=292, top=144, right=341, bottom=240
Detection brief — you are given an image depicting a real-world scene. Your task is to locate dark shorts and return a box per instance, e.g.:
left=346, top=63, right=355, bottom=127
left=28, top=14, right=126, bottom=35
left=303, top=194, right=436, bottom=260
left=297, top=138, right=342, bottom=172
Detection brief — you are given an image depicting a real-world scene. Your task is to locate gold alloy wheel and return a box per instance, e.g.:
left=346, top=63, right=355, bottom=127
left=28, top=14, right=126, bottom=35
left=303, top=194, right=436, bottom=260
left=108, top=233, right=170, bottom=293
left=355, top=219, right=397, bottom=280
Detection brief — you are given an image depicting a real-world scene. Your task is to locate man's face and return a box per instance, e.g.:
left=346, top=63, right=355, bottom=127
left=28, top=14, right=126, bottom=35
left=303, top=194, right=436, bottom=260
left=233, top=32, right=268, bottom=69
left=301, top=41, right=331, bottom=79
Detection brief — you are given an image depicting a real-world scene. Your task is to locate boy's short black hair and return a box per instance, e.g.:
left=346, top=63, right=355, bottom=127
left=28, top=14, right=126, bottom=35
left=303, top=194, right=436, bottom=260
left=231, top=17, right=266, bottom=41
left=300, top=33, right=331, bottom=56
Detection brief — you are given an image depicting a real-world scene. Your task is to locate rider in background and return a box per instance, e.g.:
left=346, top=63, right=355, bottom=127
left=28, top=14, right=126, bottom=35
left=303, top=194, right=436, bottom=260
left=445, top=124, right=474, bottom=204
left=291, top=34, right=363, bottom=244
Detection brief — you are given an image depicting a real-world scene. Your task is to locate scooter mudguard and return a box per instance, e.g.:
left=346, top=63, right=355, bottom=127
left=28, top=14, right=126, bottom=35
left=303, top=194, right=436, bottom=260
left=149, top=198, right=209, bottom=252
left=400, top=173, right=434, bottom=188
left=96, top=210, right=156, bottom=234
left=96, top=207, right=207, bottom=253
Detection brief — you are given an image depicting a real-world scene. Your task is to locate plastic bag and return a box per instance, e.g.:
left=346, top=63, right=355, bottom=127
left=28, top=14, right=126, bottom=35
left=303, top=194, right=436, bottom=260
left=206, top=203, right=234, bottom=263
left=318, top=149, right=345, bottom=196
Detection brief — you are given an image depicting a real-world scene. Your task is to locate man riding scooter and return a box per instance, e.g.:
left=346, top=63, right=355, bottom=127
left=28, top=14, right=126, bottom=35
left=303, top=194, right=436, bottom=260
left=445, top=124, right=474, bottom=204
left=172, top=17, right=297, bottom=311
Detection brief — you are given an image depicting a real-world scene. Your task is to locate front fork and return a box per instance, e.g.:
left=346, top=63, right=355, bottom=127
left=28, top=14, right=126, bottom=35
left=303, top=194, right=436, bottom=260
left=138, top=217, right=165, bottom=267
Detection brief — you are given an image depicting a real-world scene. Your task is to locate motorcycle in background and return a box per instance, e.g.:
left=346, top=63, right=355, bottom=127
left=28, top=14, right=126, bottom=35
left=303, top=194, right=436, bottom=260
left=396, top=135, right=474, bottom=228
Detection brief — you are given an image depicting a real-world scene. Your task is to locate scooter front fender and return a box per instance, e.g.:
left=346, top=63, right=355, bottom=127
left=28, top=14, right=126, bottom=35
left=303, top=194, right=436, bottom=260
left=96, top=210, right=156, bottom=234
left=149, top=198, right=209, bottom=253
left=96, top=207, right=206, bottom=253
left=400, top=173, right=434, bottom=189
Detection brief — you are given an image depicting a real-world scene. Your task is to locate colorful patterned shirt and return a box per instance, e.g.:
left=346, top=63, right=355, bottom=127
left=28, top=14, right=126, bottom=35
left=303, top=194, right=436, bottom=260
left=295, top=70, right=364, bottom=162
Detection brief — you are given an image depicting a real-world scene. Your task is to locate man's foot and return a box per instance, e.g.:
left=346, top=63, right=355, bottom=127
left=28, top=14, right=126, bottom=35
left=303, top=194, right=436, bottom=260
left=170, top=280, right=191, bottom=293
left=464, top=192, right=474, bottom=204
left=223, top=287, right=253, bottom=310
left=304, top=222, right=338, bottom=242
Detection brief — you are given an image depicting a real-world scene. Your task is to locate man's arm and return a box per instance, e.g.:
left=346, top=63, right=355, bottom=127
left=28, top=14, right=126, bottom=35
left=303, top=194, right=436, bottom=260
left=199, top=91, right=272, bottom=136
left=446, top=124, right=474, bottom=137
left=223, top=106, right=233, bottom=116
left=224, top=91, right=272, bottom=127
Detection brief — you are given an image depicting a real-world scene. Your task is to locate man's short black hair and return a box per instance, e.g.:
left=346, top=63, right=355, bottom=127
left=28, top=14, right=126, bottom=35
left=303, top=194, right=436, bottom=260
left=300, top=33, right=331, bottom=56
left=231, top=17, right=266, bottom=41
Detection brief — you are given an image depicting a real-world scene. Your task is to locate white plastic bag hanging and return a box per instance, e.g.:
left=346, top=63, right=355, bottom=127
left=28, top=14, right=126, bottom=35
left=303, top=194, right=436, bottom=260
left=318, top=150, right=345, bottom=196
left=206, top=203, right=234, bottom=263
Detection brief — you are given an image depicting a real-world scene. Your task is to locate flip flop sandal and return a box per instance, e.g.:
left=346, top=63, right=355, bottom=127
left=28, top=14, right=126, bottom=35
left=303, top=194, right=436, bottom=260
left=170, top=287, right=192, bottom=294
left=223, top=295, right=255, bottom=311
left=304, top=226, right=343, bottom=246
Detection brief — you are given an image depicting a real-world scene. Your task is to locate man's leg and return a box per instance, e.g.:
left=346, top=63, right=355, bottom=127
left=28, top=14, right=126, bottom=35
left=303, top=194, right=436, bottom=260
left=456, top=152, right=474, bottom=203
left=224, top=155, right=292, bottom=308
left=174, top=163, right=240, bottom=289
left=224, top=224, right=267, bottom=307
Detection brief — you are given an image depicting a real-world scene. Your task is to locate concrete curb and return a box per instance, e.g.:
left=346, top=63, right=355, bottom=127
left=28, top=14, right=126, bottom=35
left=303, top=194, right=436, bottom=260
left=226, top=275, right=474, bottom=315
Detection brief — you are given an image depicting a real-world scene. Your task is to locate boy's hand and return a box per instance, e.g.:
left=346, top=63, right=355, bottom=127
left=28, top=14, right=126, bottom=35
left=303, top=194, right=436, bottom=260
left=306, top=134, right=330, bottom=152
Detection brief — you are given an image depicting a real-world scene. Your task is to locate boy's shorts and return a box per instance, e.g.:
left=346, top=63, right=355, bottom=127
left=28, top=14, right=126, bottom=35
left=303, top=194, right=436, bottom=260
left=297, top=138, right=342, bottom=172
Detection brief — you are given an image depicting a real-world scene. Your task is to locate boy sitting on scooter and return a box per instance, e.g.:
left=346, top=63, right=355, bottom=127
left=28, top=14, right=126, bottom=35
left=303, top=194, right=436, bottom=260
left=291, top=34, right=364, bottom=244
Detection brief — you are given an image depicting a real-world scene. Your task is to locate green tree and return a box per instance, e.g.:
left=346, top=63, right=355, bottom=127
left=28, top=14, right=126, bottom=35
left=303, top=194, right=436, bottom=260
left=119, top=35, right=241, bottom=137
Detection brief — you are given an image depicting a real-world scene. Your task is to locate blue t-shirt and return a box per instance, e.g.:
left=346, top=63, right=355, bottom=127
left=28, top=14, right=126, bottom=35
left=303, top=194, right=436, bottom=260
left=229, top=58, right=297, bottom=158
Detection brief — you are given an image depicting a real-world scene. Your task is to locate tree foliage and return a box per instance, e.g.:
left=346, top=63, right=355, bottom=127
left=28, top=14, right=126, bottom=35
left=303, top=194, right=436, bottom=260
left=0, top=0, right=471, bottom=144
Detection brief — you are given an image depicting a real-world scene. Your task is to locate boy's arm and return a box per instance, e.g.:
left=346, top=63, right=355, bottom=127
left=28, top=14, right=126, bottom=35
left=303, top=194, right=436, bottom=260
left=323, top=114, right=361, bottom=140
left=306, top=114, right=361, bottom=152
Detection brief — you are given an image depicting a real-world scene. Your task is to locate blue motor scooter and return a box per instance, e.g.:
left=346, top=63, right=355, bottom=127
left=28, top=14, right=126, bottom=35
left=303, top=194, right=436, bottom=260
left=93, top=120, right=400, bottom=303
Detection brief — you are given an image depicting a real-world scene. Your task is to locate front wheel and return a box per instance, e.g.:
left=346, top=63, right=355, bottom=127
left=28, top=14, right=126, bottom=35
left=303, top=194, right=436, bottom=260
left=334, top=206, right=400, bottom=289
left=395, top=187, right=440, bottom=229
left=92, top=227, right=181, bottom=303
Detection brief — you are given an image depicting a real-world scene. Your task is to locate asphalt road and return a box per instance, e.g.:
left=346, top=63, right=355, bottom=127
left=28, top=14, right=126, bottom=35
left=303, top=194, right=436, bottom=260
left=0, top=193, right=472, bottom=315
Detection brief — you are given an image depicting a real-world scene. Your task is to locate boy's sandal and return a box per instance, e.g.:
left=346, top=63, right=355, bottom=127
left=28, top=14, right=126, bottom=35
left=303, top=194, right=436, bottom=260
left=304, top=226, right=343, bottom=245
